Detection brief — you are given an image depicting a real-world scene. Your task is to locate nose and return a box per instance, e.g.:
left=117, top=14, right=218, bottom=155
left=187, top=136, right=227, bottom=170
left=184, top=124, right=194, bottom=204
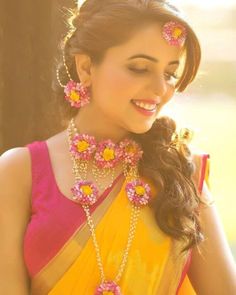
left=152, top=75, right=168, bottom=97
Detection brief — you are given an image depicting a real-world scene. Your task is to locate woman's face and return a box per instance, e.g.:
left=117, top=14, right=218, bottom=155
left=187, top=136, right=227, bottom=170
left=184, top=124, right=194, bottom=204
left=88, top=22, right=183, bottom=134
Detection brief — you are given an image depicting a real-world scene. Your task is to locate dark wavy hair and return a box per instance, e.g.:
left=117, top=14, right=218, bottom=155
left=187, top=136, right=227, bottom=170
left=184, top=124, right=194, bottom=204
left=54, top=0, right=204, bottom=252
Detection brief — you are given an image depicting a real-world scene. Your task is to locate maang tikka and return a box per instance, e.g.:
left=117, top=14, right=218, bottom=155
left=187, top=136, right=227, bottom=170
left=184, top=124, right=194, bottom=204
left=56, top=47, right=91, bottom=109
left=162, top=20, right=187, bottom=47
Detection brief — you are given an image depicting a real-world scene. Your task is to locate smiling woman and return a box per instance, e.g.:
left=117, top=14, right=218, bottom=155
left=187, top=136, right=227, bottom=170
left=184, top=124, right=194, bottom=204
left=67, top=22, right=186, bottom=135
left=0, top=0, right=236, bottom=295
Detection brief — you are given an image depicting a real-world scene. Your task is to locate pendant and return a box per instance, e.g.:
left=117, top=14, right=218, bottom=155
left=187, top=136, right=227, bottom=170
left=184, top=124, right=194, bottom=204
left=71, top=180, right=99, bottom=206
left=125, top=179, right=151, bottom=206
left=95, top=280, right=122, bottom=295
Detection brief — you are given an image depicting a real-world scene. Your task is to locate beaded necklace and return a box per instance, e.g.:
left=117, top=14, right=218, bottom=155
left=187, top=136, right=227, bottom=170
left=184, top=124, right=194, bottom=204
left=67, top=118, right=151, bottom=294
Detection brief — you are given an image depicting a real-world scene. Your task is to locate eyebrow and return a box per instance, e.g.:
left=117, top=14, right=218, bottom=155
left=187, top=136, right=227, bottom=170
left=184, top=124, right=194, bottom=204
left=127, top=54, right=179, bottom=65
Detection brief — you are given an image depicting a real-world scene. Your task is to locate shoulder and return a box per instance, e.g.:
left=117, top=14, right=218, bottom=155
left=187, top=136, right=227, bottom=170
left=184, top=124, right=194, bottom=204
left=0, top=147, right=31, bottom=211
left=0, top=147, right=31, bottom=184
left=1, top=146, right=30, bottom=164
left=0, top=148, right=32, bottom=292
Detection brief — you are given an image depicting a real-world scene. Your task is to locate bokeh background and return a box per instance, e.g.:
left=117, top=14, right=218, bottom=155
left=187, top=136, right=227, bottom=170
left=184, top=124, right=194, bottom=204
left=0, top=0, right=235, bottom=260
left=163, top=0, right=236, bottom=260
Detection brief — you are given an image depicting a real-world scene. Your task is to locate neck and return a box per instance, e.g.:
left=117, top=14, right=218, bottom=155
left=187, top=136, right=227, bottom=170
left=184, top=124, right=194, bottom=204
left=74, top=104, right=130, bottom=143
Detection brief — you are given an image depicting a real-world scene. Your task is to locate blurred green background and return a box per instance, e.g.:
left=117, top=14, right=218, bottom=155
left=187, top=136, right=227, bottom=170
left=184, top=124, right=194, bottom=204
left=163, top=1, right=236, bottom=260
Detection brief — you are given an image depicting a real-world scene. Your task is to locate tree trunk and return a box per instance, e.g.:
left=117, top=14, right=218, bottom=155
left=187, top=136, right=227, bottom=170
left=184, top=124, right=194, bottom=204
left=0, top=0, right=75, bottom=154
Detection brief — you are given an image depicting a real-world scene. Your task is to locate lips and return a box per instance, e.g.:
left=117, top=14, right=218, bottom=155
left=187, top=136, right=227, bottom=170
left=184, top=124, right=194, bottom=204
left=131, top=98, right=160, bottom=110
left=131, top=98, right=160, bottom=105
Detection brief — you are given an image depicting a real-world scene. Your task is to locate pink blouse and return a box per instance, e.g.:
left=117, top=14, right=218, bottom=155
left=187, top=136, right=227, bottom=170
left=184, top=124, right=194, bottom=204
left=23, top=141, right=123, bottom=277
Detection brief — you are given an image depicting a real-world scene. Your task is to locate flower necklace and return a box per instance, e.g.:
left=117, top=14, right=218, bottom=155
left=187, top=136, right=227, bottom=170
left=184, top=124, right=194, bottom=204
left=67, top=118, right=151, bottom=295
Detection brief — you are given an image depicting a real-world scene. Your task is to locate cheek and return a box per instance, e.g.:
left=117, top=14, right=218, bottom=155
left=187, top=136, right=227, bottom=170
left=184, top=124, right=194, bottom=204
left=97, top=65, right=138, bottom=99
left=90, top=67, right=136, bottom=115
left=159, top=85, right=175, bottom=107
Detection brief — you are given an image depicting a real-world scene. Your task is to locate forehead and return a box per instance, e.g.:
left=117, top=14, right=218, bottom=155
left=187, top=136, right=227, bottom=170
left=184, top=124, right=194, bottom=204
left=104, top=22, right=183, bottom=64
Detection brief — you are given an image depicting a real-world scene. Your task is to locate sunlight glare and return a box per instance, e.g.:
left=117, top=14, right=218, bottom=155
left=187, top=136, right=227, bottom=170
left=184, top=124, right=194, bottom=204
left=176, top=0, right=236, bottom=8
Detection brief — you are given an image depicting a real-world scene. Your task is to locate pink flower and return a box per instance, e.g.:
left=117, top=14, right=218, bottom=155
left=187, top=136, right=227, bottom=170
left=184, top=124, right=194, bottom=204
left=71, top=180, right=99, bottom=206
left=125, top=179, right=151, bottom=206
left=119, top=139, right=143, bottom=166
left=64, top=80, right=90, bottom=108
left=70, top=133, right=96, bottom=160
left=95, top=281, right=122, bottom=295
left=162, top=21, right=187, bottom=47
left=94, top=140, right=123, bottom=169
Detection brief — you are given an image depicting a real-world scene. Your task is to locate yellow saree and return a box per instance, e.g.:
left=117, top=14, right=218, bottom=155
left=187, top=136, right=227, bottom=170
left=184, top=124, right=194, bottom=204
left=31, top=153, right=210, bottom=294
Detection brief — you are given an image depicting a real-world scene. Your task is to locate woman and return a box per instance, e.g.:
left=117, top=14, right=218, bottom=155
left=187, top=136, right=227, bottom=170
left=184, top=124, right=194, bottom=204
left=0, top=0, right=236, bottom=294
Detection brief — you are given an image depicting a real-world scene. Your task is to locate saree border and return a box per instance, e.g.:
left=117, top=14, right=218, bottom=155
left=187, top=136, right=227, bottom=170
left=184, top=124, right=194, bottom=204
left=31, top=175, right=126, bottom=295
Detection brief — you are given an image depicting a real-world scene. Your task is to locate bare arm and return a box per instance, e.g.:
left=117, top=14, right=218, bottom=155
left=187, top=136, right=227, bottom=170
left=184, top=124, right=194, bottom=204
left=188, top=181, right=236, bottom=295
left=0, top=148, right=31, bottom=294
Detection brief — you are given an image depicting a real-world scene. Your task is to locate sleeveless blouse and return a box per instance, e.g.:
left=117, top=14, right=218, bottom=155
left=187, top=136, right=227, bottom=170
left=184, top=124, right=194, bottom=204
left=23, top=141, right=123, bottom=277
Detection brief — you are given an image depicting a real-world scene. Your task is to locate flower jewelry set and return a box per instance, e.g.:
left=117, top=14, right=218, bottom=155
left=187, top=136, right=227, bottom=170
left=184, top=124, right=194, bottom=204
left=67, top=118, right=151, bottom=294
left=57, top=20, right=187, bottom=294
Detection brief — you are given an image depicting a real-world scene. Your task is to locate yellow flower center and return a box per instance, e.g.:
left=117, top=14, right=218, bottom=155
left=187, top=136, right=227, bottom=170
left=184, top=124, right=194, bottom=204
left=172, top=28, right=182, bottom=39
left=70, top=90, right=80, bottom=102
left=126, top=145, right=136, bottom=154
left=81, top=185, right=93, bottom=196
left=135, top=185, right=145, bottom=196
left=103, top=148, right=115, bottom=161
left=102, top=292, right=114, bottom=295
left=77, top=140, right=89, bottom=152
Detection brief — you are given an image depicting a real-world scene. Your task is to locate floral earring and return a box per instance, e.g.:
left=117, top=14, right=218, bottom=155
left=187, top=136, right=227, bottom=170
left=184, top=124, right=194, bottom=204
left=56, top=48, right=91, bottom=109
left=64, top=80, right=91, bottom=108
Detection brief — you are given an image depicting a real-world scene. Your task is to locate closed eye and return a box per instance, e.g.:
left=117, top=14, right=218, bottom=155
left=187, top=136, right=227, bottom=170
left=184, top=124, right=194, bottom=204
left=165, top=72, right=179, bottom=80
left=129, top=67, right=179, bottom=80
left=128, top=67, right=149, bottom=74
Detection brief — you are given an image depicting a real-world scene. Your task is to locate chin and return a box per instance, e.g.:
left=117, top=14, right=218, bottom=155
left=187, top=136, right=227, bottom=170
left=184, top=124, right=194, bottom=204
left=129, top=122, right=154, bottom=135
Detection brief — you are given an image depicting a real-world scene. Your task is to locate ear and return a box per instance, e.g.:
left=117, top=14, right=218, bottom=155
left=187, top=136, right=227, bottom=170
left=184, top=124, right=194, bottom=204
left=74, top=54, right=93, bottom=87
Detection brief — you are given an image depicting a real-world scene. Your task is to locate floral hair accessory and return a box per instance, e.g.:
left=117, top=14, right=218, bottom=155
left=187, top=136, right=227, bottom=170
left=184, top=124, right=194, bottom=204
left=64, top=80, right=90, bottom=108
left=95, top=280, right=122, bottom=295
left=162, top=21, right=187, bottom=47
left=71, top=180, right=99, bottom=206
left=70, top=133, right=96, bottom=160
left=94, top=140, right=123, bottom=169
left=119, top=139, right=143, bottom=166
left=170, top=128, right=193, bottom=150
left=126, top=179, right=151, bottom=207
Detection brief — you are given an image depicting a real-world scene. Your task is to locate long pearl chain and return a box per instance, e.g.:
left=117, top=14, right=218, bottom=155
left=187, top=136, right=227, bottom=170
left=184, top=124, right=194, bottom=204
left=82, top=204, right=141, bottom=285
left=66, top=119, right=143, bottom=292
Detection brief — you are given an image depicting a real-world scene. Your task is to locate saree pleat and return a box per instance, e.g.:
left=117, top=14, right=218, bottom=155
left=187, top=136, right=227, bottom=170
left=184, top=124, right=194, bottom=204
left=31, top=153, right=210, bottom=295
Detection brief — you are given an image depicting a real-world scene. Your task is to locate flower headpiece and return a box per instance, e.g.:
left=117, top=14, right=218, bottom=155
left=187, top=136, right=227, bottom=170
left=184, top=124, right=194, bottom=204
left=162, top=21, right=187, bottom=47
